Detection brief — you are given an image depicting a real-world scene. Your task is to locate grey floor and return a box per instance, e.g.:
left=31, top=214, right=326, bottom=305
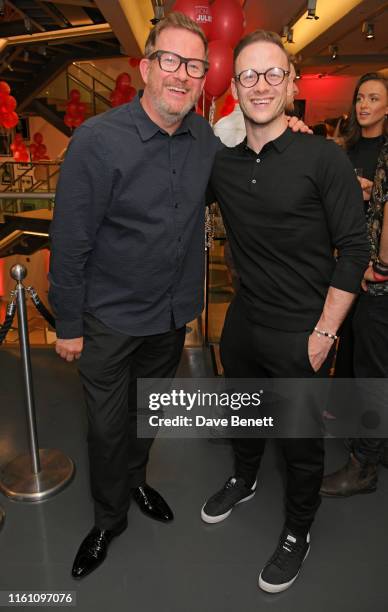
left=0, top=346, right=387, bottom=612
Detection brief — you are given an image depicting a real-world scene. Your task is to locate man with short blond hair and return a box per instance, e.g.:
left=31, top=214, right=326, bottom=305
left=202, top=30, right=369, bottom=593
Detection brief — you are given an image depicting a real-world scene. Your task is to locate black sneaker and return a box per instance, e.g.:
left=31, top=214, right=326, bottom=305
left=201, top=477, right=256, bottom=524
left=258, top=527, right=310, bottom=593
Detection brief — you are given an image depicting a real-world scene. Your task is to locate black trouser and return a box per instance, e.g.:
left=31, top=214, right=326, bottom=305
left=351, top=293, right=388, bottom=465
left=77, top=313, right=186, bottom=530
left=220, top=296, right=333, bottom=536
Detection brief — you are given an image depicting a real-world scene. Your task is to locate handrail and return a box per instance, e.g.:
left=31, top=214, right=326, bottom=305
left=0, top=161, right=62, bottom=194
left=0, top=192, right=55, bottom=199
left=66, top=72, right=112, bottom=110
left=71, top=62, right=115, bottom=89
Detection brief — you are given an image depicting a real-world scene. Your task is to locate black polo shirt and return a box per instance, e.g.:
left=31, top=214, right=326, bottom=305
left=49, top=95, right=220, bottom=338
left=209, top=128, right=370, bottom=332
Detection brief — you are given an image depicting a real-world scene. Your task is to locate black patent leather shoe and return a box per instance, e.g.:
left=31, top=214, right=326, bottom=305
left=71, top=521, right=127, bottom=580
left=132, top=485, right=174, bottom=522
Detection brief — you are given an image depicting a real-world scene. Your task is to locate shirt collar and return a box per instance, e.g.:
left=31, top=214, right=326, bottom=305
left=240, top=126, right=296, bottom=155
left=130, top=92, right=198, bottom=141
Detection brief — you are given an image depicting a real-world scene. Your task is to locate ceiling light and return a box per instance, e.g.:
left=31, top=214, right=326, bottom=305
left=295, top=69, right=301, bottom=79
left=329, top=45, right=338, bottom=59
left=0, top=1, right=4, bottom=17
left=287, top=28, right=294, bottom=44
left=307, top=0, right=319, bottom=20
left=281, top=25, right=290, bottom=39
left=362, top=22, right=375, bottom=39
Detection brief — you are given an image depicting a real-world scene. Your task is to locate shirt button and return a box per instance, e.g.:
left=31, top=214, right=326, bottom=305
left=175, top=203, right=179, bottom=208
left=172, top=169, right=176, bottom=174
left=256, top=158, right=261, bottom=163
left=178, top=237, right=182, bottom=242
left=252, top=179, right=257, bottom=184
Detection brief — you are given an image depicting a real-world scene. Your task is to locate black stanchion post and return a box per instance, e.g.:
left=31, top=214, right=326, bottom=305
left=0, top=264, right=74, bottom=502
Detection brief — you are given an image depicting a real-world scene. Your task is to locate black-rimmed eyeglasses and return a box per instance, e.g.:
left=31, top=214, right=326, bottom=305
left=234, top=67, right=290, bottom=88
left=147, top=50, right=209, bottom=79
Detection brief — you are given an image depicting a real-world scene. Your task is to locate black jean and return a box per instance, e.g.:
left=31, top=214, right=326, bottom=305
left=220, top=296, right=333, bottom=536
left=78, top=313, right=185, bottom=530
left=351, top=293, right=388, bottom=465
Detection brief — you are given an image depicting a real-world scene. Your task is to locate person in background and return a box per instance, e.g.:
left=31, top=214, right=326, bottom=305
left=312, top=123, right=328, bottom=137
left=321, top=73, right=388, bottom=497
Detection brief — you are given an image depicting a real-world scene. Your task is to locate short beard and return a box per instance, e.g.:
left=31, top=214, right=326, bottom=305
left=153, top=95, right=192, bottom=127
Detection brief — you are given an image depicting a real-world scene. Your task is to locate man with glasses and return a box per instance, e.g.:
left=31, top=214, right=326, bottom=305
left=202, top=30, right=369, bottom=593
left=49, top=12, right=218, bottom=579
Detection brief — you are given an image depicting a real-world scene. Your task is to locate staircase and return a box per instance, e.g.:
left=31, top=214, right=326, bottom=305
left=29, top=62, right=114, bottom=135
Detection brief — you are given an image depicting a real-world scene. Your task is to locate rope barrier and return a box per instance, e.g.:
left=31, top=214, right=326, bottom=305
left=0, top=293, right=17, bottom=346
left=26, top=286, right=56, bottom=330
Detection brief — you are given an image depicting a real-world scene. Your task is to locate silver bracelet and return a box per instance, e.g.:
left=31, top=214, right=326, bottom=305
left=313, top=327, right=338, bottom=341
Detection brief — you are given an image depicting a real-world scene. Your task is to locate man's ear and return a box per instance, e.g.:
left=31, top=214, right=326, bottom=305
left=231, top=78, right=238, bottom=102
left=139, top=58, right=151, bottom=84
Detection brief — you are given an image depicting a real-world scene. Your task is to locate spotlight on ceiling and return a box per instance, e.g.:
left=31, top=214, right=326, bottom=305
left=281, top=25, right=289, bottom=39
left=151, top=1, right=164, bottom=25
left=329, top=45, right=338, bottom=60
left=0, top=0, right=4, bottom=17
left=287, top=28, right=294, bottom=44
left=24, top=50, right=29, bottom=62
left=306, top=0, right=319, bottom=20
left=362, top=22, right=375, bottom=39
left=295, top=69, right=301, bottom=80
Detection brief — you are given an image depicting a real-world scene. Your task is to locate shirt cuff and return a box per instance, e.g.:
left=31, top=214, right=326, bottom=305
left=55, top=318, right=84, bottom=339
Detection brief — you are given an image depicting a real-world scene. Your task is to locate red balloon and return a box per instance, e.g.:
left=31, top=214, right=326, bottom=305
left=209, top=0, right=244, bottom=47
left=69, top=89, right=81, bottom=102
left=72, top=116, right=84, bottom=128
left=0, top=81, right=11, bottom=95
left=14, top=133, right=23, bottom=143
left=29, top=143, right=37, bottom=154
left=205, top=40, right=233, bottom=98
left=116, top=72, right=132, bottom=93
left=172, top=0, right=212, bottom=38
left=2, top=111, right=19, bottom=129
left=18, top=151, right=29, bottom=163
left=110, top=89, right=125, bottom=107
left=4, top=95, right=17, bottom=112
left=64, top=114, right=75, bottom=127
left=37, top=144, right=47, bottom=156
left=33, top=132, right=43, bottom=145
left=77, top=102, right=86, bottom=114
left=66, top=102, right=79, bottom=117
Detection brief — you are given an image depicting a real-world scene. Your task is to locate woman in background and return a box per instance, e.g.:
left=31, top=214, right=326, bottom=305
left=321, top=73, right=388, bottom=497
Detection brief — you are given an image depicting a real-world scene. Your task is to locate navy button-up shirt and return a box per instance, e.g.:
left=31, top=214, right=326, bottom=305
left=49, top=95, right=221, bottom=338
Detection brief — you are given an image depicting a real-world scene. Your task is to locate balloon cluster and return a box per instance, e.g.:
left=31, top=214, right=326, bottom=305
left=29, top=132, right=49, bottom=161
left=64, top=89, right=86, bottom=129
left=172, top=0, right=245, bottom=98
left=11, top=134, right=29, bottom=162
left=219, top=94, right=236, bottom=118
left=0, top=81, right=19, bottom=129
left=110, top=72, right=137, bottom=107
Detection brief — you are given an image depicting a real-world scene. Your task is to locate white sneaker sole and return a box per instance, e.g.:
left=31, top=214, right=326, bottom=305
left=200, top=481, right=257, bottom=524
left=258, top=545, right=310, bottom=594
